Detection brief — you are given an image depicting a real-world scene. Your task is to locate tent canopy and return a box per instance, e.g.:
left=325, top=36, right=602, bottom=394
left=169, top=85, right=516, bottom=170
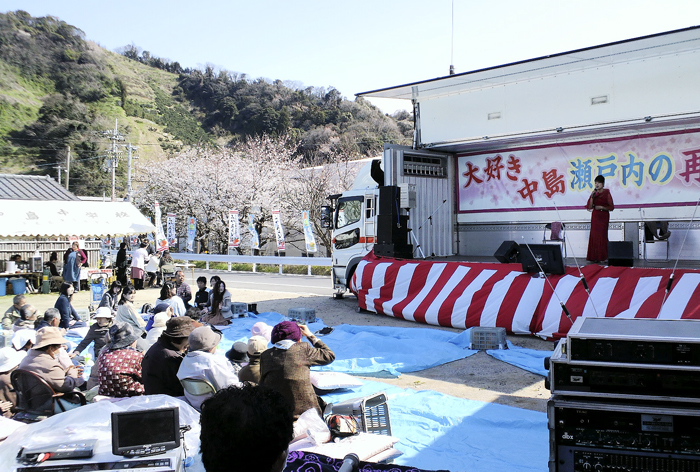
left=0, top=200, right=156, bottom=239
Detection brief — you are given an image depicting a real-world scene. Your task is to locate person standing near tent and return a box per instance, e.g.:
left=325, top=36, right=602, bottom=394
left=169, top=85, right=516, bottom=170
left=130, top=242, right=149, bottom=290
left=62, top=242, right=82, bottom=291
left=116, top=242, right=129, bottom=286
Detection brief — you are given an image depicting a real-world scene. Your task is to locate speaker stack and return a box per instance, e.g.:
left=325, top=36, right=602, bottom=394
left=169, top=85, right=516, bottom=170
left=547, top=317, right=700, bottom=471
left=608, top=241, right=634, bottom=267
left=374, top=186, right=413, bottom=259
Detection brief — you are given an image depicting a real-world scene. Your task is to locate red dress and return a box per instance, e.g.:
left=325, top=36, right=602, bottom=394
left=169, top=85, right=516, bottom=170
left=586, top=189, right=614, bottom=261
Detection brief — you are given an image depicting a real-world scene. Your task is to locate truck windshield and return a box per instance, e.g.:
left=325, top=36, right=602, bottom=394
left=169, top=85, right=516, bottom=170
left=335, top=196, right=363, bottom=229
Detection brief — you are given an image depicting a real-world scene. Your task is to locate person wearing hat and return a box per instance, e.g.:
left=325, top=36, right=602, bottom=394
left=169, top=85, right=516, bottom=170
left=237, top=336, right=268, bottom=384
left=69, top=307, right=114, bottom=389
left=142, top=317, right=197, bottom=397
left=18, top=327, right=85, bottom=394
left=176, top=325, right=240, bottom=410
left=96, top=322, right=144, bottom=397
left=11, top=329, right=35, bottom=352
left=0, top=346, right=26, bottom=417
left=259, top=321, right=335, bottom=420
left=145, top=309, right=171, bottom=346
left=225, top=341, right=249, bottom=374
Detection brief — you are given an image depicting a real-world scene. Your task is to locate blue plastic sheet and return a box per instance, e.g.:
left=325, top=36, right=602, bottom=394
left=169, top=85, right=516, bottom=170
left=322, top=380, right=549, bottom=472
left=486, top=341, right=552, bottom=377
left=219, top=314, right=478, bottom=377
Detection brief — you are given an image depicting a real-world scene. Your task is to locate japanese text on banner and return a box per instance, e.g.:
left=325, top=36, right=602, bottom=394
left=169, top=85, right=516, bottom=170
left=248, top=214, right=260, bottom=250
left=302, top=210, right=317, bottom=253
left=272, top=210, right=286, bottom=252
left=228, top=210, right=241, bottom=248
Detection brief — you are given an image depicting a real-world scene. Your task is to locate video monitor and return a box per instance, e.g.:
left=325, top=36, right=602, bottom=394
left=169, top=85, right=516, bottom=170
left=520, top=244, right=565, bottom=275
left=111, top=406, right=180, bottom=457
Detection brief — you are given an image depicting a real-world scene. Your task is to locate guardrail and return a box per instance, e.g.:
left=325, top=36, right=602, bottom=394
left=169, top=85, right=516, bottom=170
left=168, top=253, right=332, bottom=275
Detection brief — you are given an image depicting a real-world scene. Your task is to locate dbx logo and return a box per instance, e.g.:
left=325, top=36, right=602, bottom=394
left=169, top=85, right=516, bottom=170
left=562, top=432, right=574, bottom=440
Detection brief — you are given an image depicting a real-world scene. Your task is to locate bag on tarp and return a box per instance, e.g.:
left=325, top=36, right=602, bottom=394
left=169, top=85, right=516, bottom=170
left=325, top=414, right=359, bottom=438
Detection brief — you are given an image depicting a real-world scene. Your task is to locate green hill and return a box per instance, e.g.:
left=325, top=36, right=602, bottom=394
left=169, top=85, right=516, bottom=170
left=0, top=10, right=412, bottom=197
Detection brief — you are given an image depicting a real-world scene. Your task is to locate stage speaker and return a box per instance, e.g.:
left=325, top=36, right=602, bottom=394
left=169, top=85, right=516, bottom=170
left=494, top=241, right=519, bottom=263
left=379, top=186, right=400, bottom=215
left=608, top=241, right=634, bottom=267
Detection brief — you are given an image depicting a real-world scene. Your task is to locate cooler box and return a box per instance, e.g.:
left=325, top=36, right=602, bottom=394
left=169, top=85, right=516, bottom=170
left=0, top=277, right=6, bottom=297
left=10, top=278, right=26, bottom=295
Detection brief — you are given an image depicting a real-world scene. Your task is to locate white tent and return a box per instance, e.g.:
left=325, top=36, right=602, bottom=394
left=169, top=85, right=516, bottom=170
left=0, top=200, right=156, bottom=239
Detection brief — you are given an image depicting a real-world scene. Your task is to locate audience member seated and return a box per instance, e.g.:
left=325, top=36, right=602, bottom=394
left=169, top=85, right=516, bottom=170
left=45, top=251, right=61, bottom=277
left=0, top=346, right=25, bottom=417
left=34, top=307, right=60, bottom=330
left=185, top=306, right=202, bottom=322
left=260, top=321, right=335, bottom=420
left=200, top=280, right=232, bottom=326
left=2, top=294, right=27, bottom=330
left=97, top=322, right=145, bottom=397
left=98, top=281, right=122, bottom=314
left=238, top=336, right=268, bottom=384
left=145, top=311, right=170, bottom=346
left=70, top=307, right=113, bottom=389
left=193, top=276, right=209, bottom=312
left=175, top=270, right=192, bottom=307
left=18, top=327, right=85, bottom=395
left=142, top=317, right=196, bottom=397
left=54, top=283, right=86, bottom=329
left=155, top=282, right=187, bottom=317
left=13, top=305, right=38, bottom=331
left=176, top=325, right=240, bottom=410
left=644, top=221, right=672, bottom=242
left=115, top=284, right=149, bottom=352
left=200, top=383, right=293, bottom=472
left=225, top=341, right=249, bottom=375
left=12, top=329, right=35, bottom=352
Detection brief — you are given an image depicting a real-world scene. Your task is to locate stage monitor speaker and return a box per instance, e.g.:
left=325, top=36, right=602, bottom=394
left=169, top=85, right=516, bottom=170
left=494, top=241, right=519, bottom=263
left=608, top=241, right=634, bottom=267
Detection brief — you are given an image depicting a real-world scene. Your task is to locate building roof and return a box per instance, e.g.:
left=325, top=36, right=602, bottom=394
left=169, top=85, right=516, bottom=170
left=0, top=174, right=80, bottom=201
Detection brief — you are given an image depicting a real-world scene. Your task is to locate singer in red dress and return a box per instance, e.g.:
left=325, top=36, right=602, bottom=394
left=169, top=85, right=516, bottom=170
left=586, top=175, right=614, bottom=262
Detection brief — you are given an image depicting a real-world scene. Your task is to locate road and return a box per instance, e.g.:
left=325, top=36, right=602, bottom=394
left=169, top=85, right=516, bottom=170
left=187, top=270, right=334, bottom=297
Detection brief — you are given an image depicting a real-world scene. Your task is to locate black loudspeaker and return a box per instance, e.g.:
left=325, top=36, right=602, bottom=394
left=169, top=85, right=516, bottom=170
left=494, top=241, right=520, bottom=263
left=379, top=186, right=400, bottom=215
left=608, top=241, right=634, bottom=267
left=377, top=214, right=409, bottom=245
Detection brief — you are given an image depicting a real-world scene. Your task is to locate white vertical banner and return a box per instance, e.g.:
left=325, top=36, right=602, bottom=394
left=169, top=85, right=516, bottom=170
left=154, top=201, right=169, bottom=252
left=248, top=213, right=260, bottom=250
left=166, top=213, right=177, bottom=249
left=302, top=210, right=317, bottom=253
left=272, top=210, right=286, bottom=252
left=228, top=210, right=241, bottom=248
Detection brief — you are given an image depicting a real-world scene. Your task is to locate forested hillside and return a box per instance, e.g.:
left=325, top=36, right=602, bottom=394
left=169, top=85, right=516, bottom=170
left=0, top=10, right=412, bottom=197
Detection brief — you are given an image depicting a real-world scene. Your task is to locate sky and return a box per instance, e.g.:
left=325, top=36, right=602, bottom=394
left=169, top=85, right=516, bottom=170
left=1, top=0, right=700, bottom=114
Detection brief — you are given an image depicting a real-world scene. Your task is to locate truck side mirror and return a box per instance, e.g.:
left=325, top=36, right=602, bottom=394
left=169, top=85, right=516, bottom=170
left=320, top=206, right=333, bottom=229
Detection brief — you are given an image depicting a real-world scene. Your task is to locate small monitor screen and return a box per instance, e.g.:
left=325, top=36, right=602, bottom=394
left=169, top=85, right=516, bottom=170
left=520, top=244, right=565, bottom=275
left=111, top=406, right=180, bottom=456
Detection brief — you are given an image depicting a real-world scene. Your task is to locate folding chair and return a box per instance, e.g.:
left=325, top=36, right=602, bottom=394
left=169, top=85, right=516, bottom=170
left=11, top=369, right=86, bottom=423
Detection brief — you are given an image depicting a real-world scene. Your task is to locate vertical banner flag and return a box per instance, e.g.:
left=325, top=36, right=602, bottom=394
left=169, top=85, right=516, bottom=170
left=167, top=213, right=177, bottom=249
left=186, top=217, right=197, bottom=252
left=248, top=213, right=260, bottom=250
left=154, top=201, right=169, bottom=252
left=229, top=210, right=241, bottom=248
left=302, top=210, right=317, bottom=253
left=272, top=210, right=286, bottom=252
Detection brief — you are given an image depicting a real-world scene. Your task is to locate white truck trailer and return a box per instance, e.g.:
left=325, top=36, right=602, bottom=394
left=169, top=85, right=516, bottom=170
left=327, top=26, right=700, bottom=295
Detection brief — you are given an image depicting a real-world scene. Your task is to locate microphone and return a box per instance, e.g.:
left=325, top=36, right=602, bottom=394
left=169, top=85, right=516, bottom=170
left=338, top=453, right=360, bottom=472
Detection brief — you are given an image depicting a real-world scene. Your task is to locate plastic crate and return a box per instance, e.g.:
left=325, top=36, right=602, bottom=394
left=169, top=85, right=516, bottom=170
left=331, top=392, right=391, bottom=436
left=288, top=307, right=316, bottom=324
left=225, top=302, right=248, bottom=319
left=469, top=327, right=507, bottom=350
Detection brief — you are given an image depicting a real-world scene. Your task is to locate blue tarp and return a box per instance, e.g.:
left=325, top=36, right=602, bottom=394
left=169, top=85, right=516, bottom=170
left=486, top=341, right=552, bottom=377
left=322, top=380, right=549, bottom=472
left=219, top=313, right=479, bottom=377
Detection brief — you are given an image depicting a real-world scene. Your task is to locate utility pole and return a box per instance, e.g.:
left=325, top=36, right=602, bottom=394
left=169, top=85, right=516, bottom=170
left=65, top=145, right=71, bottom=191
left=102, top=119, right=123, bottom=201
left=123, top=143, right=138, bottom=202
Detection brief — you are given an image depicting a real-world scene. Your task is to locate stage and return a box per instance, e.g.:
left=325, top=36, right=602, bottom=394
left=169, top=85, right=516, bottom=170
left=351, top=252, right=700, bottom=340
